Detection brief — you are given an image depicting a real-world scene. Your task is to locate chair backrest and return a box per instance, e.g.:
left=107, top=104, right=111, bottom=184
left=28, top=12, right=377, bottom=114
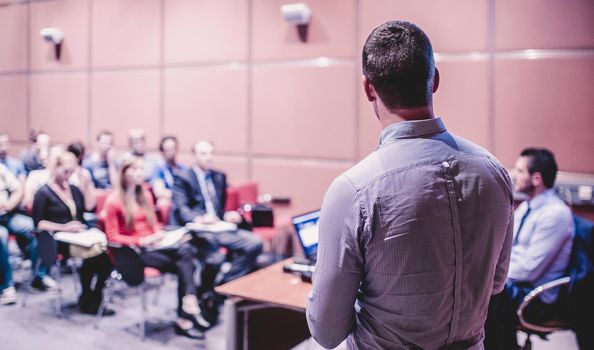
left=565, top=215, right=594, bottom=323
left=570, top=215, right=594, bottom=275
left=225, top=187, right=240, bottom=212
left=113, top=246, right=145, bottom=287
left=235, top=181, right=259, bottom=206
left=36, top=231, right=58, bottom=266
left=517, top=215, right=594, bottom=338
left=94, top=189, right=110, bottom=215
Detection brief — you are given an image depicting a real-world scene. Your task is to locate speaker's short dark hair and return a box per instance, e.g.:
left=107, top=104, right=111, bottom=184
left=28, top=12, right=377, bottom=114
left=520, top=148, right=558, bottom=189
left=362, top=21, right=435, bottom=110
left=159, top=135, right=178, bottom=153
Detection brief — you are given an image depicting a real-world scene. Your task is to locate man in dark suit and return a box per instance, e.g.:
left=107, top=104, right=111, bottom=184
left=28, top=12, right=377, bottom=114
left=171, top=140, right=263, bottom=283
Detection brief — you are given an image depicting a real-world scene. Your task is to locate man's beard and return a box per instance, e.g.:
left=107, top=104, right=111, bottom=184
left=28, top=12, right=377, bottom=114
left=519, top=183, right=536, bottom=197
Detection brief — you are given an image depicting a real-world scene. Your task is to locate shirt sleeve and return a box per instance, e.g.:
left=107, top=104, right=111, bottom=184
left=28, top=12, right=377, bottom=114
left=103, top=198, right=142, bottom=246
left=149, top=165, right=164, bottom=185
left=507, top=207, right=574, bottom=283
left=31, top=188, right=48, bottom=227
left=306, top=175, right=364, bottom=349
left=172, top=173, right=201, bottom=224
left=1, top=165, right=19, bottom=193
left=493, top=210, right=514, bottom=294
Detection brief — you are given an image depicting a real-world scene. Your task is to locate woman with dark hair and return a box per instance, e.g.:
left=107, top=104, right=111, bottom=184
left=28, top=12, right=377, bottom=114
left=32, top=150, right=113, bottom=315
left=103, top=156, right=209, bottom=339
left=67, top=141, right=96, bottom=212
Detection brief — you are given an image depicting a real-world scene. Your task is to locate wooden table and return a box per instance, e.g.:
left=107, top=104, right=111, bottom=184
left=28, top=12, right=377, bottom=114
left=215, top=259, right=313, bottom=350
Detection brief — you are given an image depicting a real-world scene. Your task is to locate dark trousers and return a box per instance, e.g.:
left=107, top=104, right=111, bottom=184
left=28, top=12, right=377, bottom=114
left=0, top=213, right=47, bottom=279
left=194, top=229, right=263, bottom=284
left=140, top=242, right=196, bottom=317
left=484, top=281, right=557, bottom=350
left=57, top=242, right=112, bottom=307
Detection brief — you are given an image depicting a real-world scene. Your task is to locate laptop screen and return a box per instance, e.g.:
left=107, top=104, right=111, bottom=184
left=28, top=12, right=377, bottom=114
left=292, top=210, right=321, bottom=258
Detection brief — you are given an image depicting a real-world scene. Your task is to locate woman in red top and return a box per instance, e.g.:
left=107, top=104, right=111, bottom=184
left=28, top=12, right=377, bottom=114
left=103, top=156, right=209, bottom=339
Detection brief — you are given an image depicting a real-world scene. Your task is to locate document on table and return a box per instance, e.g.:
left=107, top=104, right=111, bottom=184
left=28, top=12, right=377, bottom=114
left=151, top=227, right=191, bottom=250
left=54, top=228, right=107, bottom=247
left=185, top=221, right=237, bottom=233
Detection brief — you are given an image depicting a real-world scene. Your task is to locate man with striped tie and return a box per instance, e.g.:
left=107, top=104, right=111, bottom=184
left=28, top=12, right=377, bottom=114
left=485, top=148, right=574, bottom=349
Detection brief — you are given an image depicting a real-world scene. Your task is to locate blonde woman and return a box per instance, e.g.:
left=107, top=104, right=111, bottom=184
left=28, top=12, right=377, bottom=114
left=103, top=156, right=209, bottom=339
left=32, top=151, right=113, bottom=315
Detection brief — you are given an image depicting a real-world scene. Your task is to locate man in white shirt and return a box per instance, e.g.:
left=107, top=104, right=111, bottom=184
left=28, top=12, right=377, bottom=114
left=485, top=148, right=574, bottom=349
left=171, top=141, right=263, bottom=283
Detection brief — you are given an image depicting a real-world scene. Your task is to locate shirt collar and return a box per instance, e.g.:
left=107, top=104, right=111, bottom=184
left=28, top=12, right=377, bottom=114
left=193, top=166, right=212, bottom=179
left=193, top=166, right=205, bottom=177
left=379, top=117, right=447, bottom=146
left=527, top=188, right=556, bottom=210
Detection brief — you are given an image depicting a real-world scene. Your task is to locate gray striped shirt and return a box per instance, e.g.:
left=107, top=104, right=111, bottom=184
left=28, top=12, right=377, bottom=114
left=306, top=118, right=514, bottom=349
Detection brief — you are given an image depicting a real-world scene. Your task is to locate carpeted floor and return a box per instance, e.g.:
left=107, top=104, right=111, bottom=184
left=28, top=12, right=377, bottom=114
left=0, top=246, right=580, bottom=350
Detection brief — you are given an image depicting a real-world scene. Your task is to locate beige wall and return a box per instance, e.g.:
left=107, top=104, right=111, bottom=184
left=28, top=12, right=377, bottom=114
left=0, top=0, right=593, bottom=214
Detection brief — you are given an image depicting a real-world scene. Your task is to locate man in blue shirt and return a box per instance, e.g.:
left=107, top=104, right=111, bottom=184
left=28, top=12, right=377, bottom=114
left=19, top=131, right=49, bottom=174
left=83, top=131, right=118, bottom=189
left=151, top=135, right=186, bottom=204
left=485, top=148, right=574, bottom=349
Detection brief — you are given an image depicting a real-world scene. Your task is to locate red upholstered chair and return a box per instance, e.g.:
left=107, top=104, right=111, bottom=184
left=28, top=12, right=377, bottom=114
left=235, top=181, right=258, bottom=206
left=155, top=198, right=172, bottom=225
left=94, top=189, right=109, bottom=215
left=225, top=186, right=240, bottom=213
left=227, top=181, right=281, bottom=252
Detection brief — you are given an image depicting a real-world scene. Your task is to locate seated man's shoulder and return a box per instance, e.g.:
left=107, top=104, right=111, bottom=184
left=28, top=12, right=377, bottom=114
left=7, top=157, right=25, bottom=169
left=545, top=196, right=573, bottom=218
left=82, top=156, right=98, bottom=168
left=211, top=169, right=226, bottom=179
left=176, top=166, right=193, bottom=179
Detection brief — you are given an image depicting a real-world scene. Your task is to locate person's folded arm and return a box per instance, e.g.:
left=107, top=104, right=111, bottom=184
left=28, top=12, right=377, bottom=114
left=307, top=175, right=363, bottom=349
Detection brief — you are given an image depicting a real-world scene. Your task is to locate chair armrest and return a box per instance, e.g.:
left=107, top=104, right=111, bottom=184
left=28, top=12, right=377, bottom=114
left=517, top=276, right=571, bottom=332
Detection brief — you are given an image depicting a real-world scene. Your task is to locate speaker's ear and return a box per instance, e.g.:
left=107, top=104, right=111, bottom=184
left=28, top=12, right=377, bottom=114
left=433, top=67, right=440, bottom=93
left=363, top=75, right=376, bottom=102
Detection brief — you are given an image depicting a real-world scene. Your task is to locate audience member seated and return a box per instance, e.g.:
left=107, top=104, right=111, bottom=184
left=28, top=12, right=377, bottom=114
left=103, top=156, right=209, bottom=339
left=151, top=136, right=185, bottom=209
left=121, top=128, right=160, bottom=182
left=83, top=130, right=118, bottom=190
left=485, top=148, right=574, bottom=350
left=23, top=145, right=64, bottom=209
left=31, top=151, right=113, bottom=315
left=0, top=162, right=55, bottom=293
left=0, top=227, right=16, bottom=305
left=171, top=140, right=263, bottom=283
left=67, top=141, right=96, bottom=212
left=20, top=131, right=50, bottom=174
left=0, top=133, right=27, bottom=182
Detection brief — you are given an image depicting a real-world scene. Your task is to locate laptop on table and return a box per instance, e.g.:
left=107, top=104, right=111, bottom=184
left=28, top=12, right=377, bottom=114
left=292, top=209, right=321, bottom=266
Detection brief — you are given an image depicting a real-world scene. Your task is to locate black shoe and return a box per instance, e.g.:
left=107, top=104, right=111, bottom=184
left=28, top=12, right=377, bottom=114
left=79, top=297, right=115, bottom=316
left=200, top=291, right=222, bottom=326
left=31, top=278, right=47, bottom=291
left=174, top=324, right=205, bottom=340
left=180, top=308, right=211, bottom=330
left=79, top=304, right=116, bottom=316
